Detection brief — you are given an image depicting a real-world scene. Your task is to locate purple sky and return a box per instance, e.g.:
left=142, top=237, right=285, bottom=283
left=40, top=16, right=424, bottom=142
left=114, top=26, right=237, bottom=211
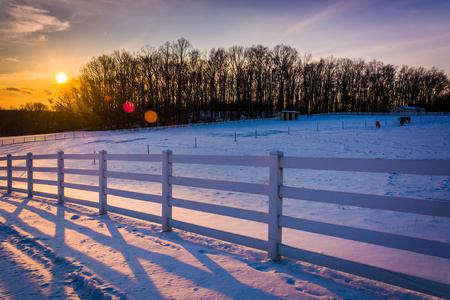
left=1, top=0, right=449, bottom=108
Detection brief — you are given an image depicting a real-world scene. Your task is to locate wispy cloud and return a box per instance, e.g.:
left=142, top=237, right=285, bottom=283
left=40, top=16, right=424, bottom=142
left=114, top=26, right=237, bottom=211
left=4, top=57, right=20, bottom=62
left=0, top=3, right=70, bottom=41
left=5, top=87, right=20, bottom=92
left=1, top=87, right=33, bottom=95
left=285, top=0, right=367, bottom=35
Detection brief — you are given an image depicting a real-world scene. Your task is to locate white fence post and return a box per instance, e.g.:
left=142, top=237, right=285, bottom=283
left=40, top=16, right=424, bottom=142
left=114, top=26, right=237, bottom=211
left=26, top=152, right=33, bottom=198
left=57, top=151, right=64, bottom=204
left=162, top=150, right=173, bottom=232
left=268, top=151, right=283, bottom=260
left=99, top=150, right=107, bottom=215
left=6, top=154, right=12, bottom=193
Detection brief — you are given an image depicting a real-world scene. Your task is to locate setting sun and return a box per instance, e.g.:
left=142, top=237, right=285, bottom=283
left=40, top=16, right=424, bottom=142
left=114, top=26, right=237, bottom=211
left=56, top=72, right=68, bottom=83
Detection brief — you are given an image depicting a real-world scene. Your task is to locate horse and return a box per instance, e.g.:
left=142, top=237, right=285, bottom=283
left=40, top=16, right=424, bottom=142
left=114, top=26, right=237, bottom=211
left=398, top=117, right=411, bottom=126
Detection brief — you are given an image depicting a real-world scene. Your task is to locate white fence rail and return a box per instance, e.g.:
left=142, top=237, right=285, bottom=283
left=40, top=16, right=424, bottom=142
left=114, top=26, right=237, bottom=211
left=0, top=118, right=272, bottom=147
left=0, top=151, right=449, bottom=298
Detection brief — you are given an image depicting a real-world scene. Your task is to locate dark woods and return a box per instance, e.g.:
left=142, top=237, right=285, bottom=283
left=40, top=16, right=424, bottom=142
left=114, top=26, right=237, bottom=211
left=2, top=38, right=449, bottom=136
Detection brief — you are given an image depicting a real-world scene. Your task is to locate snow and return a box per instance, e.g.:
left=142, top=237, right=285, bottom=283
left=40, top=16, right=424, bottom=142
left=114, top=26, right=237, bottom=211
left=0, top=115, right=449, bottom=299
left=399, top=106, right=427, bottom=111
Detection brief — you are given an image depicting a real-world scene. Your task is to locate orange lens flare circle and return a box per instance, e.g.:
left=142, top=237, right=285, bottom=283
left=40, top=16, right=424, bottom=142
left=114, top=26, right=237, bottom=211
left=123, top=102, right=135, bottom=113
left=145, top=110, right=158, bottom=123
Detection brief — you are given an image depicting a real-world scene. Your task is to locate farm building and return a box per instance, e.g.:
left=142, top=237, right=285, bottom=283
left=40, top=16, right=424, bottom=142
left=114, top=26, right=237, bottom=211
left=275, top=111, right=300, bottom=121
left=389, top=106, right=426, bottom=114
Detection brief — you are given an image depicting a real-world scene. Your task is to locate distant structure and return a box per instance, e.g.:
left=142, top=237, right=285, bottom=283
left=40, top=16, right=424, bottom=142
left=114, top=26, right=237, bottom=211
left=275, top=111, right=300, bottom=121
left=389, top=106, right=426, bottom=115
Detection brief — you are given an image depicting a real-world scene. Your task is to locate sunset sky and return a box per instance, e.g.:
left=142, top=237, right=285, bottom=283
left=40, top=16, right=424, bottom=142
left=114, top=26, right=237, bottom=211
left=1, top=0, right=449, bottom=109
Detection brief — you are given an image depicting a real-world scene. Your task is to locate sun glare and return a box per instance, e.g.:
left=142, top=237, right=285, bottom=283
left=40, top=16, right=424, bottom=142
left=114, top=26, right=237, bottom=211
left=56, top=72, right=68, bottom=83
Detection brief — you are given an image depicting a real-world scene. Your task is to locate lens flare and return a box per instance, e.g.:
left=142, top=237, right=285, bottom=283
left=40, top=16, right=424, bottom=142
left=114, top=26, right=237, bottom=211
left=123, top=101, right=135, bottom=113
left=144, top=110, right=158, bottom=123
left=104, top=95, right=111, bottom=101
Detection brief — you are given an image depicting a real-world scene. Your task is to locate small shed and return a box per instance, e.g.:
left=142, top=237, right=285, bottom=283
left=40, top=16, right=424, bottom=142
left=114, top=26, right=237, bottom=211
left=389, top=106, right=426, bottom=115
left=277, top=111, right=300, bottom=121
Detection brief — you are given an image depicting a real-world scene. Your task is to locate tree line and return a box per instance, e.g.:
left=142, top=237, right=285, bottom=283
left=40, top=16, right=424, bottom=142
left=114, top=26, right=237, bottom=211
left=3, top=37, right=450, bottom=135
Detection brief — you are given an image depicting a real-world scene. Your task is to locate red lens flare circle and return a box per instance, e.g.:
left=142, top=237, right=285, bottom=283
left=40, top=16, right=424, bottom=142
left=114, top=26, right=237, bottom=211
left=123, top=102, right=135, bottom=113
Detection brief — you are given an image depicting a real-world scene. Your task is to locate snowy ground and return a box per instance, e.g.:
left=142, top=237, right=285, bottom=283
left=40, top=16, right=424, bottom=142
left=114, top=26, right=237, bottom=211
left=0, top=115, right=449, bottom=299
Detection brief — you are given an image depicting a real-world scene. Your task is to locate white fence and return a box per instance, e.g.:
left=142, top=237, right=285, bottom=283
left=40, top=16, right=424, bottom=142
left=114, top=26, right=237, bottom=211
left=0, top=151, right=449, bottom=298
left=0, top=118, right=271, bottom=147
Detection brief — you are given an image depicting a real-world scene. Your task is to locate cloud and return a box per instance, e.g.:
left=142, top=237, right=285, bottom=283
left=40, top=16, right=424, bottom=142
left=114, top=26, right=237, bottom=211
left=4, top=57, right=20, bottom=62
left=0, top=3, right=70, bottom=41
left=1, top=87, right=34, bottom=95
left=285, top=0, right=368, bottom=35
left=5, top=87, right=20, bottom=92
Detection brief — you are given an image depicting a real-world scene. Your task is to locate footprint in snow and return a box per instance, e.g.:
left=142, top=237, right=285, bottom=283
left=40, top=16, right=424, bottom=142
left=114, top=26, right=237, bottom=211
left=254, top=265, right=268, bottom=271
left=286, top=278, right=295, bottom=285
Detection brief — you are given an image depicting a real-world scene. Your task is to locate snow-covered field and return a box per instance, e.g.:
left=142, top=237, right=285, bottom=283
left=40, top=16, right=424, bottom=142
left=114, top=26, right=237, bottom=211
left=0, top=115, right=449, bottom=299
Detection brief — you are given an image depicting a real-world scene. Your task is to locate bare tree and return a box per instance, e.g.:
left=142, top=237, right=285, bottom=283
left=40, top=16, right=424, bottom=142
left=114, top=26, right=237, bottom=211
left=246, top=45, right=271, bottom=117
left=172, top=38, right=192, bottom=122
left=271, top=44, right=298, bottom=111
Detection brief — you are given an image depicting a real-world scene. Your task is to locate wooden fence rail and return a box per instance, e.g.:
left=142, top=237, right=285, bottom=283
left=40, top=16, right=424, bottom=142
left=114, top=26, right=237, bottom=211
left=0, top=151, right=449, bottom=298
